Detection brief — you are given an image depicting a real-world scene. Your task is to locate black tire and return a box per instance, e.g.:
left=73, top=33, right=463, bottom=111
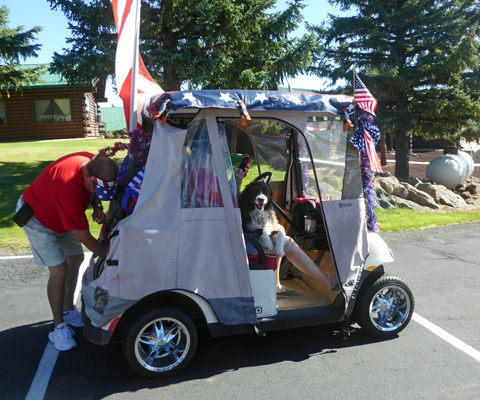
left=122, top=306, right=198, bottom=378
left=356, top=275, right=414, bottom=338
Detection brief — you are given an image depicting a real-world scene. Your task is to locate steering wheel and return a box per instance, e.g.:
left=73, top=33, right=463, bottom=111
left=253, top=171, right=273, bottom=183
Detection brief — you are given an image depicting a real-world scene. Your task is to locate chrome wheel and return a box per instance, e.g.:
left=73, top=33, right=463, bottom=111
left=123, top=306, right=198, bottom=378
left=135, top=317, right=191, bottom=373
left=369, top=285, right=411, bottom=332
left=357, top=275, right=414, bottom=338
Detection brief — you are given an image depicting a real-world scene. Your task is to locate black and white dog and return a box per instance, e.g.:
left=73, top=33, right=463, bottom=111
left=239, top=181, right=286, bottom=257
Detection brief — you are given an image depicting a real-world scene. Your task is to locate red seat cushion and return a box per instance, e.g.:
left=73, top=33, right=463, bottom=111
left=247, top=254, right=278, bottom=270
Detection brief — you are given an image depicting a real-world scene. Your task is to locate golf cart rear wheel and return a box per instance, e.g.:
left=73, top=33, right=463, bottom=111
left=357, top=275, right=414, bottom=338
left=123, top=306, right=198, bottom=378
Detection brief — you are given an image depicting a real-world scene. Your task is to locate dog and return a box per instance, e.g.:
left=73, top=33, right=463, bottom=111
left=239, top=181, right=286, bottom=257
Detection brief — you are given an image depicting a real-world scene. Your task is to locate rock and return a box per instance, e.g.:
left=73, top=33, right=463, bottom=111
left=402, top=183, right=440, bottom=209
left=465, top=184, right=477, bottom=195
left=375, top=187, right=430, bottom=211
left=465, top=198, right=478, bottom=205
left=376, top=174, right=408, bottom=199
left=375, top=188, right=396, bottom=210
left=416, top=182, right=470, bottom=208
left=460, top=191, right=472, bottom=200
left=409, top=177, right=422, bottom=186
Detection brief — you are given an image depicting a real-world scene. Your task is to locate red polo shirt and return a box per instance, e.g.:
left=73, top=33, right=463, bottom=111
left=23, top=152, right=94, bottom=233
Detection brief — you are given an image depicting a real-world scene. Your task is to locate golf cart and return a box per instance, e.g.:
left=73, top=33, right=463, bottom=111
left=81, top=90, right=414, bottom=378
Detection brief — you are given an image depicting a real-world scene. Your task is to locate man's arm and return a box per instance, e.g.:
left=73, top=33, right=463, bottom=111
left=73, top=229, right=107, bottom=259
left=91, top=199, right=107, bottom=225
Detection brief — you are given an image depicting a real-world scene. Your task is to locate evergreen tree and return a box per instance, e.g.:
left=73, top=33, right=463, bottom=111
left=0, top=6, right=44, bottom=96
left=48, top=0, right=318, bottom=92
left=309, top=0, right=480, bottom=180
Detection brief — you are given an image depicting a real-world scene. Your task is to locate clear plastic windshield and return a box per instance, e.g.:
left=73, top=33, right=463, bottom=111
left=304, top=117, right=363, bottom=201
left=218, top=118, right=290, bottom=187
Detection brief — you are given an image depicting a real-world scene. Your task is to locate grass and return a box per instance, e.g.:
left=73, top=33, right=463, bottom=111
left=1, top=139, right=479, bottom=253
left=0, top=139, right=128, bottom=254
left=376, top=208, right=480, bottom=232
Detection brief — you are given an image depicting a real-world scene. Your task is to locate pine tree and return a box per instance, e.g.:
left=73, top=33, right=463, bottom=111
left=48, top=0, right=319, bottom=92
left=0, top=6, right=44, bottom=96
left=309, top=0, right=480, bottom=180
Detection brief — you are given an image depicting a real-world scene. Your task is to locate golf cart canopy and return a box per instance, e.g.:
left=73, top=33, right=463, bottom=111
left=143, top=90, right=354, bottom=118
left=83, top=89, right=368, bottom=329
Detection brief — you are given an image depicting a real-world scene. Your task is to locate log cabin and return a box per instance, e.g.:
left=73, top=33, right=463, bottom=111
left=0, top=65, right=107, bottom=142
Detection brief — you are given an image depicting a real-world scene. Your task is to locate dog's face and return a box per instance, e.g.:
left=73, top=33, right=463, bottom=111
left=240, top=181, right=273, bottom=212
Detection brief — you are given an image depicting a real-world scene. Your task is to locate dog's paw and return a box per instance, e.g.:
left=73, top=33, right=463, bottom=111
left=260, top=234, right=274, bottom=252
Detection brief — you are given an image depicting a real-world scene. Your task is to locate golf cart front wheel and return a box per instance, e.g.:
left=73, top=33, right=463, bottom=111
left=123, top=306, right=198, bottom=378
left=357, top=275, right=414, bottom=338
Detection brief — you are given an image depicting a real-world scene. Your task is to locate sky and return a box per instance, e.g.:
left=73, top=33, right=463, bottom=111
left=3, top=0, right=346, bottom=107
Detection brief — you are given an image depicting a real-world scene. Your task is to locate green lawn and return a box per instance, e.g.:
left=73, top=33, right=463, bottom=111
left=0, top=139, right=127, bottom=253
left=376, top=208, right=480, bottom=231
left=1, top=139, right=479, bottom=254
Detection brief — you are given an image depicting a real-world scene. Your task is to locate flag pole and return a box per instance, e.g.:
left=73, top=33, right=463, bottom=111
left=129, top=0, right=141, bottom=131
left=352, top=69, right=356, bottom=130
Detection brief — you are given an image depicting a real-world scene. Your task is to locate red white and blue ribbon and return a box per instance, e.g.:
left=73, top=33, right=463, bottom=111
left=351, top=113, right=381, bottom=232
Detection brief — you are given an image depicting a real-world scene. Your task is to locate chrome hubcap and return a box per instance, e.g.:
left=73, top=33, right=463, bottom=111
left=135, top=317, right=190, bottom=372
left=369, top=285, right=411, bottom=332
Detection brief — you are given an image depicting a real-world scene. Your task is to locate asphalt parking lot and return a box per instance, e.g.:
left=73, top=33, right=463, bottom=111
left=1, top=222, right=479, bottom=400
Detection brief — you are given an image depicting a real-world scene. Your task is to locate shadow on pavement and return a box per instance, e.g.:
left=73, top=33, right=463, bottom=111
left=44, top=323, right=395, bottom=399
left=0, top=320, right=53, bottom=400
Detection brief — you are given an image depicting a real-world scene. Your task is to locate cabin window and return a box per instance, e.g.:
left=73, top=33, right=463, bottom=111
left=0, top=102, right=6, bottom=125
left=34, top=98, right=72, bottom=123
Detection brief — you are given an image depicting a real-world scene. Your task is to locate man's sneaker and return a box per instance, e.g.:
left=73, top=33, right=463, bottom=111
left=63, top=306, right=82, bottom=327
left=48, top=323, right=76, bottom=351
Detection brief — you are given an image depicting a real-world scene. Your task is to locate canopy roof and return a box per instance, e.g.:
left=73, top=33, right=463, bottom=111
left=145, top=90, right=354, bottom=119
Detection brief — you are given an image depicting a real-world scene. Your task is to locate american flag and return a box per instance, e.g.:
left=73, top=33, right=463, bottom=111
left=350, top=114, right=382, bottom=173
left=363, top=130, right=382, bottom=172
left=111, top=0, right=163, bottom=130
left=354, top=75, right=377, bottom=116
left=121, top=166, right=145, bottom=212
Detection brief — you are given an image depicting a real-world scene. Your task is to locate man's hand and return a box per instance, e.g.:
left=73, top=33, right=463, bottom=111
left=92, top=207, right=107, bottom=225
left=234, top=167, right=247, bottom=191
left=73, top=229, right=107, bottom=259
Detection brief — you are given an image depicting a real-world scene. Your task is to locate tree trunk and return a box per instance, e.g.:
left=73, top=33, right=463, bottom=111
left=379, top=131, right=387, bottom=166
left=394, top=130, right=410, bottom=182
left=163, top=63, right=181, bottom=91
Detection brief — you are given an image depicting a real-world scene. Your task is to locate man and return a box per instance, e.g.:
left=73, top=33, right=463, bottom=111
left=15, top=152, right=118, bottom=351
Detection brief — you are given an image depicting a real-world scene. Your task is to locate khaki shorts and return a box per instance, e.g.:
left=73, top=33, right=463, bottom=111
left=17, top=197, right=84, bottom=267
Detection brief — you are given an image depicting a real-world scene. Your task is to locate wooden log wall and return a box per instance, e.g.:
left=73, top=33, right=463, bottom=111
left=0, top=87, right=101, bottom=142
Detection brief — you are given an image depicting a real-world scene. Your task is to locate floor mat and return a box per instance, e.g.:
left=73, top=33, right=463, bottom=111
left=276, top=275, right=338, bottom=310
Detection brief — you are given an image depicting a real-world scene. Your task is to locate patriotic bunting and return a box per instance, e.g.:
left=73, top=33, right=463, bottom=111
left=351, top=110, right=383, bottom=232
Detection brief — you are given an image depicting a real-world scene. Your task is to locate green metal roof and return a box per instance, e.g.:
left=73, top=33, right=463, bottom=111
left=99, top=107, right=127, bottom=132
left=19, top=64, right=94, bottom=89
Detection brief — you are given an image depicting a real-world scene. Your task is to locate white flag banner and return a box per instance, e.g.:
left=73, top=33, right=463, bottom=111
left=112, top=0, right=163, bottom=130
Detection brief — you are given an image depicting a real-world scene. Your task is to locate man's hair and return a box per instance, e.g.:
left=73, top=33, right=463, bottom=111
left=88, top=154, right=119, bottom=179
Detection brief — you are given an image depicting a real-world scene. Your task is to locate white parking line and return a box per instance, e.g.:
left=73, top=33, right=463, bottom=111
left=25, top=342, right=59, bottom=400
left=413, top=313, right=480, bottom=362
left=25, top=253, right=92, bottom=400
left=0, top=255, right=34, bottom=260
